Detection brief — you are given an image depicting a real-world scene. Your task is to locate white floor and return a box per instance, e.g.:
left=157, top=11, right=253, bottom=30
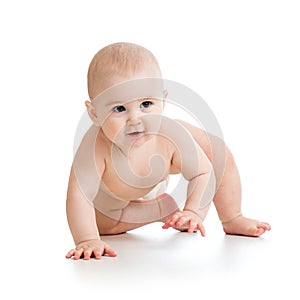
left=66, top=219, right=298, bottom=300
left=3, top=200, right=298, bottom=300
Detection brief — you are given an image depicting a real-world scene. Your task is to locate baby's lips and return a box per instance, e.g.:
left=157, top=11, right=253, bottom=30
left=126, top=131, right=146, bottom=138
left=126, top=127, right=145, bottom=134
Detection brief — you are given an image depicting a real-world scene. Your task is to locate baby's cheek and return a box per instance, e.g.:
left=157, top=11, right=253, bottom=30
left=102, top=121, right=122, bottom=141
left=143, top=115, right=163, bottom=134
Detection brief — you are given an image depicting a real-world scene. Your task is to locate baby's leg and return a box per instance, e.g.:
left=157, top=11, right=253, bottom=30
left=95, top=210, right=154, bottom=235
left=179, top=121, right=271, bottom=237
left=95, top=193, right=180, bottom=235
left=213, top=147, right=271, bottom=236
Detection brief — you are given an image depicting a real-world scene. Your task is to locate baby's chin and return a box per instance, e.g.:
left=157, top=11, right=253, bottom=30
left=130, top=134, right=154, bottom=147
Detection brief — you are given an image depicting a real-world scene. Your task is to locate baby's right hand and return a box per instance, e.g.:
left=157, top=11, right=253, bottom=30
left=66, top=239, right=117, bottom=260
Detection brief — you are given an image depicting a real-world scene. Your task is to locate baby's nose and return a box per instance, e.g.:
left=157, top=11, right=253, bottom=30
left=127, top=109, right=142, bottom=125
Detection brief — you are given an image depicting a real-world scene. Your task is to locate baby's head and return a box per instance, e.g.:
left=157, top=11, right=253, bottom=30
left=86, top=43, right=166, bottom=149
left=87, top=42, right=162, bottom=100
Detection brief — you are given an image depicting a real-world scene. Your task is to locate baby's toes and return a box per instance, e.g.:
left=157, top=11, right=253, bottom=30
left=257, top=222, right=271, bottom=231
left=246, top=226, right=264, bottom=237
left=250, top=222, right=270, bottom=236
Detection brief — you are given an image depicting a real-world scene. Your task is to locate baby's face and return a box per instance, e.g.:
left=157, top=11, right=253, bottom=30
left=91, top=73, right=165, bottom=149
left=102, top=96, right=164, bottom=149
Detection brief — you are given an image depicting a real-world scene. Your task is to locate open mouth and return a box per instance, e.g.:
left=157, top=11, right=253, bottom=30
left=127, top=131, right=145, bottom=138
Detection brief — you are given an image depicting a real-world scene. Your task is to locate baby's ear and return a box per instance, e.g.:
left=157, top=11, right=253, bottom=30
left=162, top=89, right=168, bottom=108
left=163, top=89, right=168, bottom=98
left=85, top=100, right=99, bottom=125
left=84, top=100, right=91, bottom=108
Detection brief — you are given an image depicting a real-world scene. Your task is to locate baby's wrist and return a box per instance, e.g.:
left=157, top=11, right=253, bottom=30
left=183, top=208, right=203, bottom=221
left=75, top=237, right=101, bottom=246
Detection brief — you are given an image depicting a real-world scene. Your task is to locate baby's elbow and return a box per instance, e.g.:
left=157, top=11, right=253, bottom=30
left=188, top=162, right=215, bottom=182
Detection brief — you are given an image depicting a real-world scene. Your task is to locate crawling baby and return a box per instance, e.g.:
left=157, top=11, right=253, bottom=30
left=66, top=42, right=270, bottom=260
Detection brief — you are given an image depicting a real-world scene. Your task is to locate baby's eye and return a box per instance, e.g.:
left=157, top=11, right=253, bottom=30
left=113, top=105, right=126, bottom=113
left=140, top=101, right=152, bottom=109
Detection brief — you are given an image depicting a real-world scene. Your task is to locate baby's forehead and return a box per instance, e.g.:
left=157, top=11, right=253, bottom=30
left=92, top=77, right=164, bottom=107
left=89, top=65, right=162, bottom=99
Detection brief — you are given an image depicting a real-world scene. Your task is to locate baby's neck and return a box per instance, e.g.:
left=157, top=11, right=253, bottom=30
left=114, top=135, right=158, bottom=159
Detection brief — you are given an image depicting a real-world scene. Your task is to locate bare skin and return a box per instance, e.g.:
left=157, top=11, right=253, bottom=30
left=66, top=43, right=270, bottom=260
left=222, top=215, right=271, bottom=237
left=66, top=119, right=270, bottom=260
left=177, top=120, right=271, bottom=237
left=91, top=121, right=271, bottom=238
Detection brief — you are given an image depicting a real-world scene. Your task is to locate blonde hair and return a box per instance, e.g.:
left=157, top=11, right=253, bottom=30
left=87, top=42, right=162, bottom=99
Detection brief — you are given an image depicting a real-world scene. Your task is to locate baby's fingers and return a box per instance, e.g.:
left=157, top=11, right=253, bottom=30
left=197, top=223, right=206, bottom=237
left=162, top=214, right=180, bottom=229
left=168, top=212, right=182, bottom=226
left=187, top=219, right=198, bottom=233
left=92, top=249, right=102, bottom=260
left=73, top=248, right=84, bottom=260
left=103, top=244, right=117, bottom=257
left=66, top=249, right=75, bottom=259
left=83, top=248, right=93, bottom=260
left=66, top=248, right=83, bottom=259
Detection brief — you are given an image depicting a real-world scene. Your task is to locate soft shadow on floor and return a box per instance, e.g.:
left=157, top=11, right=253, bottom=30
left=66, top=223, right=272, bottom=284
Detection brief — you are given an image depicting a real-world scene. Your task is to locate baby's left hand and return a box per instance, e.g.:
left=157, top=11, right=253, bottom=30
left=162, top=210, right=205, bottom=236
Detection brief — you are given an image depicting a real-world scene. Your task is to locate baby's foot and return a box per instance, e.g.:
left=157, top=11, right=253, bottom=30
left=222, top=215, right=271, bottom=237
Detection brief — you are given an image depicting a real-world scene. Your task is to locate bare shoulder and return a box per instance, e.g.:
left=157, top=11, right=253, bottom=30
left=174, top=119, right=222, bottom=160
left=175, top=119, right=207, bottom=143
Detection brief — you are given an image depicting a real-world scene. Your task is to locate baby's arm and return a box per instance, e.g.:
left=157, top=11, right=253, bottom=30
left=163, top=130, right=215, bottom=235
left=65, top=166, right=117, bottom=260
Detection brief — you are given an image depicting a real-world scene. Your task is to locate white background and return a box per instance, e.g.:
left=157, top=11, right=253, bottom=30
left=1, top=1, right=299, bottom=299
